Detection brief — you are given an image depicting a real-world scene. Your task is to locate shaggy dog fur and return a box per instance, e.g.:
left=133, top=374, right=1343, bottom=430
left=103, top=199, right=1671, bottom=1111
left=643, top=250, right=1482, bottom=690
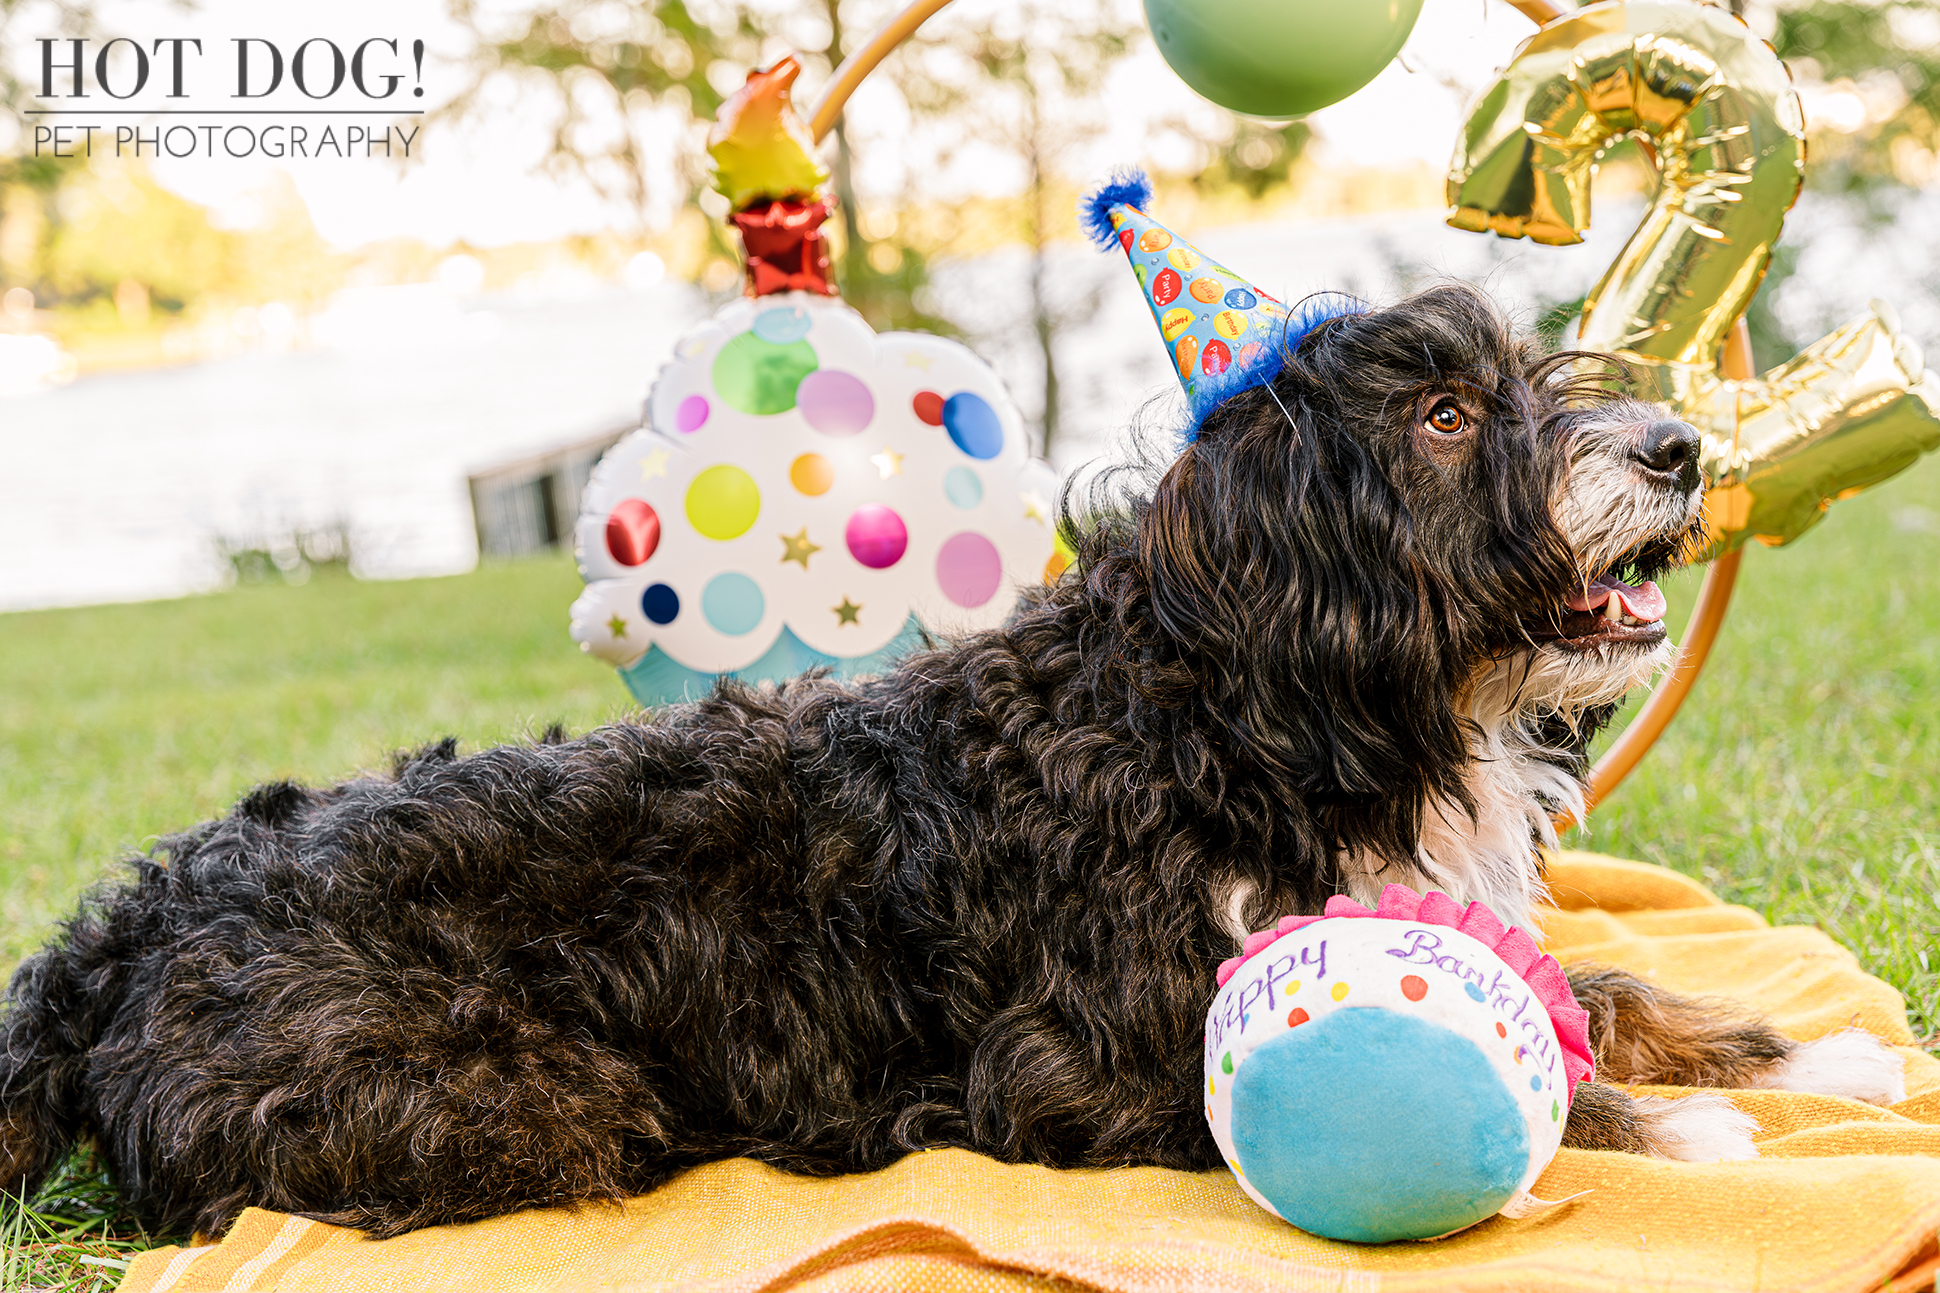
left=0, top=285, right=1905, bottom=1239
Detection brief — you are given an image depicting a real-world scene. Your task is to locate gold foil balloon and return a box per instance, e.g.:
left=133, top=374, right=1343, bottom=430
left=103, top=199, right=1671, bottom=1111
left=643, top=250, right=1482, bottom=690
left=1449, top=0, right=1940, bottom=552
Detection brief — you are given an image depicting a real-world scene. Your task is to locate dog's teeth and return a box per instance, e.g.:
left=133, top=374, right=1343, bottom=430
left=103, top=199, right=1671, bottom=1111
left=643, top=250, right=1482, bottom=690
left=1603, top=599, right=1622, bottom=623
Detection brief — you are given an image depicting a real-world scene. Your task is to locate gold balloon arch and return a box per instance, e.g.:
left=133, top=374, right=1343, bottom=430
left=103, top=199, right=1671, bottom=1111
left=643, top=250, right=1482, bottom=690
left=802, top=0, right=1753, bottom=822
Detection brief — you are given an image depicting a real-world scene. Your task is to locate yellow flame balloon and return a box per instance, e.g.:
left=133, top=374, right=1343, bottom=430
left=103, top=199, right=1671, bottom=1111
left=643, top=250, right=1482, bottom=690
left=1449, top=0, right=1940, bottom=552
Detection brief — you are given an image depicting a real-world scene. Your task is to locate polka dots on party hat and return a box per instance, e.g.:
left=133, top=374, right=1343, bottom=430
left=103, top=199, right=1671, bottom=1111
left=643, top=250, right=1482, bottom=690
left=1079, top=168, right=1365, bottom=439
left=571, top=292, right=1060, bottom=702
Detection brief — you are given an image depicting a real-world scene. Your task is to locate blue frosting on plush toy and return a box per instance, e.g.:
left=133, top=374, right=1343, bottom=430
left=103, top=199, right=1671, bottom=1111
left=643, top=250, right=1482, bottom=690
left=1230, top=1009, right=1530, bottom=1243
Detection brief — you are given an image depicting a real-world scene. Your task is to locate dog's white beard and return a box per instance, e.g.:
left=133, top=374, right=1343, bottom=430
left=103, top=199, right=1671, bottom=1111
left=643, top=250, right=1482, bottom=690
left=1339, top=397, right=1697, bottom=934
left=1335, top=639, right=1674, bottom=936
left=1554, top=398, right=1701, bottom=587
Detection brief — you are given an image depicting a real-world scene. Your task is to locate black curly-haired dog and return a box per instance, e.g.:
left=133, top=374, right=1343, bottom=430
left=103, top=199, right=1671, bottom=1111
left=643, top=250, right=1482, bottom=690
left=0, top=285, right=1905, bottom=1239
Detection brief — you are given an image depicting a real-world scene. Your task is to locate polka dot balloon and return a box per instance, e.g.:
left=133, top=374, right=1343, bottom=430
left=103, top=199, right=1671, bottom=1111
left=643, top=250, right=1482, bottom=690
left=570, top=292, right=1059, bottom=703
left=1204, top=885, right=1596, bottom=1243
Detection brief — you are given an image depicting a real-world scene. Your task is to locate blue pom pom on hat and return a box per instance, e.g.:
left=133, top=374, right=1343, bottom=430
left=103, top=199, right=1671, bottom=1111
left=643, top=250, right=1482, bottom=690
left=1080, top=169, right=1364, bottom=439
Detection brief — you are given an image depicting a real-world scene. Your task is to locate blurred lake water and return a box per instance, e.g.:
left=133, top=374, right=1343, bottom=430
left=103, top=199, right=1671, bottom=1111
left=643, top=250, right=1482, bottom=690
left=0, top=285, right=706, bottom=611
left=3, top=188, right=1934, bottom=612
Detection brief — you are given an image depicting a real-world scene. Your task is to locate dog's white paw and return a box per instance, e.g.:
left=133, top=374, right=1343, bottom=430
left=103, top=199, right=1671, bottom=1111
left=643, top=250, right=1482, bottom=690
left=1640, top=1092, right=1761, bottom=1162
left=1754, top=1028, right=1908, bottom=1106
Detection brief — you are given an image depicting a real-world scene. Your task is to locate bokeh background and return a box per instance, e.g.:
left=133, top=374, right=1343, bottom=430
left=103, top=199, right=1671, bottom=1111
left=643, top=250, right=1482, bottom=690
left=3, top=0, right=1936, bottom=606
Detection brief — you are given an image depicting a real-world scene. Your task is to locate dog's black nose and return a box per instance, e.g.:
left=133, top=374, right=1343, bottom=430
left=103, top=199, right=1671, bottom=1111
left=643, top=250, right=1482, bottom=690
left=1633, top=419, right=1702, bottom=492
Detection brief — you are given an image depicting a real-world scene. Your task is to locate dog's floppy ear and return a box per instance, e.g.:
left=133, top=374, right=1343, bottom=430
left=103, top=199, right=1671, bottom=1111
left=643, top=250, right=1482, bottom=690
left=1138, top=376, right=1474, bottom=861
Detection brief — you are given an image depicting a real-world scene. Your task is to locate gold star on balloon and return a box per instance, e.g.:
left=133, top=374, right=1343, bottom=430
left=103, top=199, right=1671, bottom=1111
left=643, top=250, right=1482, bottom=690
left=871, top=448, right=904, bottom=479
left=639, top=448, right=671, bottom=481
left=832, top=596, right=862, bottom=626
left=780, top=527, right=821, bottom=568
left=1021, top=490, right=1049, bottom=525
left=607, top=614, right=627, bottom=638
left=902, top=350, right=933, bottom=371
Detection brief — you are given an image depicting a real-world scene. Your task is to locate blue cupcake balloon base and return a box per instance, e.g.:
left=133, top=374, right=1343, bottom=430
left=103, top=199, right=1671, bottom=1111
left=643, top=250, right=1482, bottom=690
left=1229, top=1009, right=1528, bottom=1243
left=619, top=614, right=928, bottom=706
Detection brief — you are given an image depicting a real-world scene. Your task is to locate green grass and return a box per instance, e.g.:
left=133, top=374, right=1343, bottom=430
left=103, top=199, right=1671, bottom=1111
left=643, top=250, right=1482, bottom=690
left=1, top=1152, right=153, bottom=1292
left=0, top=452, right=1935, bottom=1281
left=0, top=557, right=629, bottom=971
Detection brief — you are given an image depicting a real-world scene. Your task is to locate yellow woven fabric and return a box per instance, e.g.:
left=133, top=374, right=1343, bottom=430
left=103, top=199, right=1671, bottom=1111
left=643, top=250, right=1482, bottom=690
left=120, top=851, right=1940, bottom=1293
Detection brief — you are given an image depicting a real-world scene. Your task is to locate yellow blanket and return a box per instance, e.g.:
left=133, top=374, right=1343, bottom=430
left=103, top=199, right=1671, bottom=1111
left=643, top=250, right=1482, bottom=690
left=120, top=852, right=1940, bottom=1293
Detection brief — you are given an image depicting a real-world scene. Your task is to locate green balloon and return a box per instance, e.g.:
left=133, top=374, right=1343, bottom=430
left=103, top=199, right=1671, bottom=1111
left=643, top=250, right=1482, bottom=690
left=1143, top=0, right=1426, bottom=118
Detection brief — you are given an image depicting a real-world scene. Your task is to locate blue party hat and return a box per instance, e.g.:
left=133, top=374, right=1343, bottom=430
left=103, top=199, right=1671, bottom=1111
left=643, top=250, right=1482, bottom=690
left=1081, top=169, right=1361, bottom=437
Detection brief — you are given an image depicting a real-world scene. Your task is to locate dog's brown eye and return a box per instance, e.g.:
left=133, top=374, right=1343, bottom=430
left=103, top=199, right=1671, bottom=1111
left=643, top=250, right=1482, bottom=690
left=1426, top=401, right=1467, bottom=435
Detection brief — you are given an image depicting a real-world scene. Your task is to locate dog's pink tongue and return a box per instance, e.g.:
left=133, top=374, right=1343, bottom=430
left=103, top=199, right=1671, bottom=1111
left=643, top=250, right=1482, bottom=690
left=1565, top=575, right=1667, bottom=623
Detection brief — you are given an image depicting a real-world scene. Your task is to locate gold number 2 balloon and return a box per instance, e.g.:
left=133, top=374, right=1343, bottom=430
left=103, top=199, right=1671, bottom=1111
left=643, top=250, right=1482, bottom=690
left=1449, top=0, right=1940, bottom=552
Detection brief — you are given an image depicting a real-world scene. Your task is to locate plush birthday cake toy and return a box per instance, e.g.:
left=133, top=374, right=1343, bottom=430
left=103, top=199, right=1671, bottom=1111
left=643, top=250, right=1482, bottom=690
left=1205, top=885, right=1596, bottom=1243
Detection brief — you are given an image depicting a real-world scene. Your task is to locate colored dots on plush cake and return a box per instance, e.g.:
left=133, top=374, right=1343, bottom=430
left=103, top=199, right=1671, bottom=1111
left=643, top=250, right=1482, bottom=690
left=676, top=395, right=710, bottom=433
left=712, top=332, right=817, bottom=415
left=687, top=465, right=761, bottom=540
left=943, top=393, right=1003, bottom=460
left=1400, top=975, right=1427, bottom=1002
left=702, top=572, right=764, bottom=635
left=846, top=504, right=908, bottom=569
left=1331, top=982, right=1348, bottom=1001
left=935, top=532, right=1002, bottom=607
left=797, top=369, right=875, bottom=435
left=1287, top=1007, right=1309, bottom=1026
left=1464, top=982, right=1486, bottom=1002
left=943, top=467, right=982, bottom=509
left=790, top=453, right=834, bottom=496
left=912, top=390, right=945, bottom=426
left=641, top=583, right=679, bottom=624
left=605, top=499, right=660, bottom=566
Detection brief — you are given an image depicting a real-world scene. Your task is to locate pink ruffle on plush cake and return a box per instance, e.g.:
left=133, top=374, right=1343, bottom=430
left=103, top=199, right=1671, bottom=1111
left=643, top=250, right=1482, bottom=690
left=1215, top=883, right=1594, bottom=1098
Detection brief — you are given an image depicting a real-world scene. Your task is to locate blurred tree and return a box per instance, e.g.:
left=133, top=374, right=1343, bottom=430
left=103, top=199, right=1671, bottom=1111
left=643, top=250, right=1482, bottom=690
left=40, top=167, right=337, bottom=314
left=810, top=0, right=956, bottom=332
left=894, top=1, right=1140, bottom=453
left=0, top=1, right=101, bottom=299
left=1736, top=0, right=1940, bottom=365
left=1190, top=119, right=1314, bottom=200
left=441, top=0, right=765, bottom=220
left=1768, top=0, right=1939, bottom=191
